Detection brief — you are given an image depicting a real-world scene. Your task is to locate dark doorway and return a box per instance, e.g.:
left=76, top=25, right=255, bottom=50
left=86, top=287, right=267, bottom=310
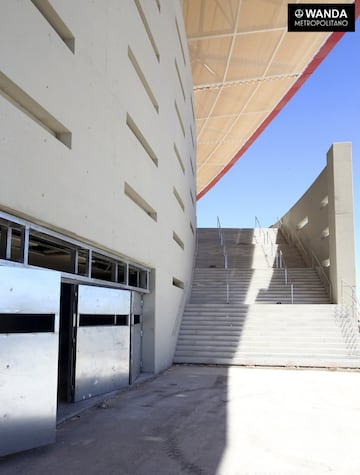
left=57, top=283, right=77, bottom=403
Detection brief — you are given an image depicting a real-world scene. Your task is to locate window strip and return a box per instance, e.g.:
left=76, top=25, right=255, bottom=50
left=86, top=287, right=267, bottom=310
left=31, top=0, right=75, bottom=52
left=124, top=182, right=158, bottom=222
left=173, top=187, right=185, bottom=212
left=173, top=232, right=184, bottom=250
left=175, top=17, right=186, bottom=66
left=0, top=71, right=71, bottom=148
left=126, top=113, right=158, bottom=166
left=190, top=157, right=195, bottom=177
left=174, top=143, right=185, bottom=174
left=173, top=277, right=184, bottom=289
left=174, top=101, right=185, bottom=137
left=134, top=0, right=160, bottom=62
left=128, top=46, right=159, bottom=113
left=175, top=59, right=186, bottom=102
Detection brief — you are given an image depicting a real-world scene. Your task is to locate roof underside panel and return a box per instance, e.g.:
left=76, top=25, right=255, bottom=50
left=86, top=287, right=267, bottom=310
left=182, top=0, right=357, bottom=199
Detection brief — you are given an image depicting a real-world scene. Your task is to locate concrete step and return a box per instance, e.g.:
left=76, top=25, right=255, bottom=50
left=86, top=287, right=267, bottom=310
left=173, top=355, right=360, bottom=369
left=175, top=227, right=360, bottom=369
left=175, top=347, right=355, bottom=357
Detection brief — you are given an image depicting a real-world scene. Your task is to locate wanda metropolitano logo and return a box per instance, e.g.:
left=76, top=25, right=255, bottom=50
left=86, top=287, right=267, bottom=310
left=288, top=3, right=355, bottom=31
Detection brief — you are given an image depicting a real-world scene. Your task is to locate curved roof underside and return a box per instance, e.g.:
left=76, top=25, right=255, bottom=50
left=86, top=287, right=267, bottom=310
left=182, top=0, right=357, bottom=199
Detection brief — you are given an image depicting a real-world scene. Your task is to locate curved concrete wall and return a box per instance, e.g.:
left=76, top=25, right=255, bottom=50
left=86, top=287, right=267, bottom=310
left=0, top=0, right=196, bottom=372
left=276, top=143, right=356, bottom=306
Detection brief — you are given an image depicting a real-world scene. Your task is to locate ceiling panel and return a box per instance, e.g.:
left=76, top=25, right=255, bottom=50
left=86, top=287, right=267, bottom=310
left=182, top=0, right=355, bottom=198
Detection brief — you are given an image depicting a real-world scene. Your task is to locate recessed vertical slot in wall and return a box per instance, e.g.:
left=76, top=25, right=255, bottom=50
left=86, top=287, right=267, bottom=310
left=156, top=0, right=161, bottom=12
left=124, top=182, right=158, bottom=222
left=296, top=216, right=309, bottom=230
left=174, top=143, right=185, bottom=174
left=320, top=195, right=329, bottom=209
left=190, top=157, right=195, bottom=177
left=31, top=0, right=75, bottom=52
left=172, top=277, right=184, bottom=289
left=190, top=190, right=195, bottom=207
left=175, top=101, right=185, bottom=137
left=126, top=113, right=159, bottom=166
left=128, top=46, right=159, bottom=113
left=175, top=17, right=186, bottom=66
left=134, top=0, right=160, bottom=62
left=173, top=187, right=185, bottom=212
left=321, top=227, right=330, bottom=239
left=0, top=71, right=72, bottom=148
left=190, top=126, right=195, bottom=150
left=173, top=232, right=184, bottom=250
left=175, top=59, right=186, bottom=102
left=190, top=96, right=195, bottom=122
left=190, top=222, right=195, bottom=235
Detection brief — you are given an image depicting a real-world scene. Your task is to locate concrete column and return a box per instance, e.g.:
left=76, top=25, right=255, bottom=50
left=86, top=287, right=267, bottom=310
left=142, top=270, right=155, bottom=373
left=327, top=142, right=356, bottom=305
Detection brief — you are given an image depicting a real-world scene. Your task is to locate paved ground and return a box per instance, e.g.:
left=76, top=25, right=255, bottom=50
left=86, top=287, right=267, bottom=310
left=2, top=365, right=360, bottom=475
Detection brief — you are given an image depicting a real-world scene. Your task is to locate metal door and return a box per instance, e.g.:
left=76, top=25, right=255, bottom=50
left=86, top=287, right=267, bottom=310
left=130, top=292, right=143, bottom=383
left=74, top=285, right=131, bottom=401
left=0, top=266, right=61, bottom=457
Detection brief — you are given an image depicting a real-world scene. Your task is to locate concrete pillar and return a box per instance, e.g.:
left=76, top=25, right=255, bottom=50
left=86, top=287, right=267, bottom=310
left=142, top=270, right=156, bottom=373
left=327, top=142, right=356, bottom=306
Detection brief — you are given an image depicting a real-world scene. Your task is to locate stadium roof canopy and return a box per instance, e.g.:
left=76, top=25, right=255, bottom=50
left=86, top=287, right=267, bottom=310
left=182, top=0, right=357, bottom=199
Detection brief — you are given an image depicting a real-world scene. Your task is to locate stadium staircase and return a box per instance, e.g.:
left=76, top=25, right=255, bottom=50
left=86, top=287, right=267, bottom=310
left=174, top=227, right=360, bottom=368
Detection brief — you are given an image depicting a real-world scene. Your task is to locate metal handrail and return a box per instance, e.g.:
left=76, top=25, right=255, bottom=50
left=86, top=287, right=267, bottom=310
left=310, top=249, right=332, bottom=302
left=341, top=279, right=360, bottom=325
left=278, top=220, right=332, bottom=302
left=256, top=217, right=293, bottom=303
left=276, top=249, right=293, bottom=303
left=217, top=216, right=229, bottom=304
left=255, top=215, right=265, bottom=244
left=254, top=216, right=273, bottom=267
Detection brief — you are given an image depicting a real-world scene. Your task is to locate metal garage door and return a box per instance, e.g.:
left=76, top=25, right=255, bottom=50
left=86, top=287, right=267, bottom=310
left=74, top=285, right=131, bottom=402
left=0, top=266, right=61, bottom=457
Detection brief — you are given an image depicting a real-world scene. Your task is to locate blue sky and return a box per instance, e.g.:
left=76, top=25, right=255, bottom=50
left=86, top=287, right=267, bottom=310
left=197, top=22, right=360, bottom=296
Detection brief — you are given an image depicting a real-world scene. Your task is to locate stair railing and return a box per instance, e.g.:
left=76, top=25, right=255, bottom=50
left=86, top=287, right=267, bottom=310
left=334, top=305, right=360, bottom=355
left=217, top=216, right=229, bottom=304
left=254, top=216, right=273, bottom=268
left=278, top=220, right=332, bottom=302
left=256, top=218, right=294, bottom=303
left=255, top=215, right=265, bottom=244
left=311, top=249, right=332, bottom=302
left=341, top=279, right=360, bottom=328
left=275, top=249, right=294, bottom=303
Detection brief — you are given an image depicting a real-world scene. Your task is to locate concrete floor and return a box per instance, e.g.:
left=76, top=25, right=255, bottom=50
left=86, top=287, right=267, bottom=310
left=1, top=365, right=360, bottom=475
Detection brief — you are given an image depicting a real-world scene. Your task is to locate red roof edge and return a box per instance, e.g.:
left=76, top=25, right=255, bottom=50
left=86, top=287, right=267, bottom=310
left=197, top=1, right=360, bottom=201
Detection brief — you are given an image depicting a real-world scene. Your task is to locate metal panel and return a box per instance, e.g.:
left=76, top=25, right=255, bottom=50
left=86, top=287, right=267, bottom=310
left=131, top=321, right=142, bottom=383
left=74, top=326, right=130, bottom=400
left=77, top=285, right=130, bottom=314
left=132, top=291, right=143, bottom=315
left=0, top=266, right=61, bottom=318
left=0, top=267, right=60, bottom=457
left=130, top=292, right=142, bottom=384
left=74, top=285, right=131, bottom=401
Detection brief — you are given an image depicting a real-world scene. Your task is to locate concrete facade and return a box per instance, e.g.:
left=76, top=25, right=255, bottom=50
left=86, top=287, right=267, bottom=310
left=0, top=0, right=196, bottom=372
left=276, top=143, right=356, bottom=308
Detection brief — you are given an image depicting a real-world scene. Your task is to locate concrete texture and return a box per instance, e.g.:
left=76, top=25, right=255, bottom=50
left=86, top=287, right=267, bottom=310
left=0, top=0, right=197, bottom=375
left=277, top=142, right=356, bottom=307
left=1, top=365, right=360, bottom=475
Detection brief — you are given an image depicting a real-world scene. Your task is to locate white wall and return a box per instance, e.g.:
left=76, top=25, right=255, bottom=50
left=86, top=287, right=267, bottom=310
left=0, top=0, right=196, bottom=372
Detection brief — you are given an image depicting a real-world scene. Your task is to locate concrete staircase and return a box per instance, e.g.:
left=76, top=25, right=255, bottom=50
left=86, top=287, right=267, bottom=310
left=174, top=227, right=360, bottom=368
